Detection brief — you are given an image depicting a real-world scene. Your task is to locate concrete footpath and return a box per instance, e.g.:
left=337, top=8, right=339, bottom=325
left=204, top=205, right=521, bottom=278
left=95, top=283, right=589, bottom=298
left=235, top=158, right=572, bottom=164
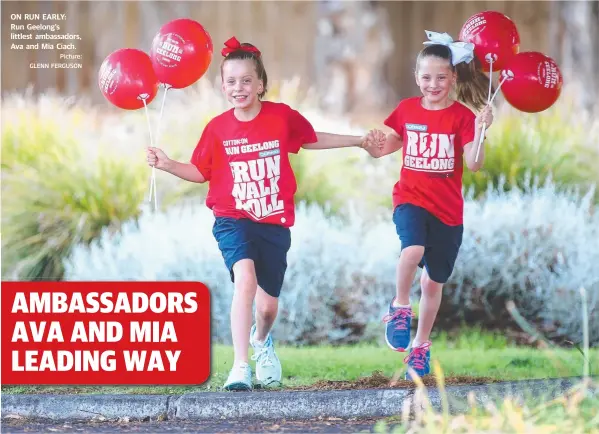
left=2, top=377, right=596, bottom=422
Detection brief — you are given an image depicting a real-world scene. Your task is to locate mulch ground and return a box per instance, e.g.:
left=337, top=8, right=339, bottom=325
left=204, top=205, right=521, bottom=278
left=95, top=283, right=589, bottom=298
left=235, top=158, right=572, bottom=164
left=255, top=371, right=498, bottom=392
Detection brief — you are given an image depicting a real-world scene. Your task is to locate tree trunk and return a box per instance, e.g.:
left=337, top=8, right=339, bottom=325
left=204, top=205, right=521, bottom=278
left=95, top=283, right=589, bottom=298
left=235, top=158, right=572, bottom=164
left=313, top=1, right=395, bottom=115
left=552, top=0, right=599, bottom=114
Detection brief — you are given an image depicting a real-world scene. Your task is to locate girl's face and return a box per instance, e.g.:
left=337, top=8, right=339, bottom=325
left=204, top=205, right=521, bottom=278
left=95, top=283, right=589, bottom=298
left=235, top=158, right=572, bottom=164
left=222, top=59, right=263, bottom=110
left=415, top=56, right=456, bottom=107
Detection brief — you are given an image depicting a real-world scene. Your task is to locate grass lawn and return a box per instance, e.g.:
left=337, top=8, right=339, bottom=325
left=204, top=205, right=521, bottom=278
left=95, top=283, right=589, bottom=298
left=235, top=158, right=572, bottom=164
left=3, top=329, right=596, bottom=395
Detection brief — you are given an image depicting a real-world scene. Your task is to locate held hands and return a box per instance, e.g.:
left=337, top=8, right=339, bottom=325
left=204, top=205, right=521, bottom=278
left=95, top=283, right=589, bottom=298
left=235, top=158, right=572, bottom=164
left=361, top=129, right=386, bottom=157
left=475, top=105, right=494, bottom=132
left=146, top=147, right=170, bottom=170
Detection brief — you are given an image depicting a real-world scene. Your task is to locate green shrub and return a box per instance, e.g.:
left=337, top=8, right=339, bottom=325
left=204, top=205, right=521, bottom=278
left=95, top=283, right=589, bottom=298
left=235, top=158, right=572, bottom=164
left=290, top=150, right=368, bottom=216
left=463, top=101, right=599, bottom=200
left=1, top=108, right=149, bottom=280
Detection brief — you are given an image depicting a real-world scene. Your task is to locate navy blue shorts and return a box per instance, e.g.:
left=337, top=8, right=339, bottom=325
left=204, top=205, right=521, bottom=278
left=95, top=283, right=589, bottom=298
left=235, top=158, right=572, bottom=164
left=393, top=204, right=463, bottom=284
left=212, top=217, right=292, bottom=298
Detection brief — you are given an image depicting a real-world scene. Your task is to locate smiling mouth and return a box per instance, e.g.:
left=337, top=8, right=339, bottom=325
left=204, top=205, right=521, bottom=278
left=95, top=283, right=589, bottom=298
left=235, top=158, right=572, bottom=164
left=233, top=95, right=248, bottom=101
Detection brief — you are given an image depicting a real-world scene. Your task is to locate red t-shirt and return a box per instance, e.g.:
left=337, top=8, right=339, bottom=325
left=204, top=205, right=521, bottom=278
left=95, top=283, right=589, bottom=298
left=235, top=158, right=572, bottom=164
left=190, top=101, right=318, bottom=228
left=384, top=97, right=476, bottom=226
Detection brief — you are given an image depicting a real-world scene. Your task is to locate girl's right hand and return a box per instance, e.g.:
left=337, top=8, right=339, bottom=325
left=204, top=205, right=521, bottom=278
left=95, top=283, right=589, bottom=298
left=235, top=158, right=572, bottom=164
left=146, top=147, right=170, bottom=170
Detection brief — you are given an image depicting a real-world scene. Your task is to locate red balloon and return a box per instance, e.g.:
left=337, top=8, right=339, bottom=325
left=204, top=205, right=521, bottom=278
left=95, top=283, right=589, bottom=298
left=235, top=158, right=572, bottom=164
left=98, top=48, right=159, bottom=110
left=459, top=10, right=520, bottom=72
left=150, top=18, right=213, bottom=89
left=500, top=51, right=563, bottom=113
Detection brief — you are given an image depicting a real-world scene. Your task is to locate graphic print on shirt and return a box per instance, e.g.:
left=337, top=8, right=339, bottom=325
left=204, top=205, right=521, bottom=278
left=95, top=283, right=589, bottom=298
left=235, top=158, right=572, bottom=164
left=223, top=138, right=284, bottom=220
left=403, top=123, right=455, bottom=173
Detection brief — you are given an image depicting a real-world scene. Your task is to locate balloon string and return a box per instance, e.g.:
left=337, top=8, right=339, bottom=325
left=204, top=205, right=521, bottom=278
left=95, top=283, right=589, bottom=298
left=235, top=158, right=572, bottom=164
left=475, top=127, right=485, bottom=162
left=487, top=57, right=493, bottom=104
left=142, top=98, right=157, bottom=211
left=489, top=74, right=509, bottom=105
left=155, top=84, right=171, bottom=142
left=475, top=73, right=506, bottom=163
left=476, top=57, right=495, bottom=163
left=148, top=84, right=171, bottom=212
left=149, top=166, right=156, bottom=209
left=143, top=97, right=155, bottom=147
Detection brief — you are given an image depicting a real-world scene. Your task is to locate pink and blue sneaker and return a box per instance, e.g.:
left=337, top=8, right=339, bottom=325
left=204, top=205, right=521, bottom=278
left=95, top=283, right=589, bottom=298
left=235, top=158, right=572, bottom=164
left=404, top=341, right=432, bottom=380
left=383, top=299, right=414, bottom=351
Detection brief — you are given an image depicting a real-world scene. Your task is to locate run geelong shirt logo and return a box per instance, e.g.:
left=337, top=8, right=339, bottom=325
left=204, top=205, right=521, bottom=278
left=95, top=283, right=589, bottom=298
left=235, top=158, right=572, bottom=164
left=403, top=131, right=456, bottom=173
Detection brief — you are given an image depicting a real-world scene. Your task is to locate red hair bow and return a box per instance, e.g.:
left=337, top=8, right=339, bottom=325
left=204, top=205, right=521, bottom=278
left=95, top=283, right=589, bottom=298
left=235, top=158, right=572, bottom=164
left=221, top=36, right=261, bottom=58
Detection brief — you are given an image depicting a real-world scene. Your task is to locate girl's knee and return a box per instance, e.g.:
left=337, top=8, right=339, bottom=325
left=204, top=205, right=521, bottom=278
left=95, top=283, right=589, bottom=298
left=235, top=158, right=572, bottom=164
left=256, top=288, right=278, bottom=318
left=400, top=245, right=425, bottom=265
left=256, top=302, right=277, bottom=320
left=421, top=271, right=443, bottom=295
left=420, top=270, right=427, bottom=288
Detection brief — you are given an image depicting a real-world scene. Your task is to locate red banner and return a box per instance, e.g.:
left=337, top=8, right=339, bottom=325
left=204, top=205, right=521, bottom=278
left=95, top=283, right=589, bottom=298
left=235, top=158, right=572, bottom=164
left=1, top=281, right=211, bottom=385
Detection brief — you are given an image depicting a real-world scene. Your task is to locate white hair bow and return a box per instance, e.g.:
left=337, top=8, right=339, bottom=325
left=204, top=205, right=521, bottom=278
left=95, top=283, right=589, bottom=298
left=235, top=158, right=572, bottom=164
left=423, top=30, right=475, bottom=66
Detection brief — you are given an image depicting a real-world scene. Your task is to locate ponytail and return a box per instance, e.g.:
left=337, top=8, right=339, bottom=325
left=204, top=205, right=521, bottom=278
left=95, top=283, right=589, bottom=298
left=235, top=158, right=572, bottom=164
left=454, top=56, right=494, bottom=112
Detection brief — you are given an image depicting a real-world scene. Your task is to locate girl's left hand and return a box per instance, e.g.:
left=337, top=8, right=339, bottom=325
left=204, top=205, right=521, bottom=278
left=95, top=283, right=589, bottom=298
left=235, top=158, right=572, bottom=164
left=361, top=129, right=386, bottom=157
left=476, top=105, right=494, bottom=130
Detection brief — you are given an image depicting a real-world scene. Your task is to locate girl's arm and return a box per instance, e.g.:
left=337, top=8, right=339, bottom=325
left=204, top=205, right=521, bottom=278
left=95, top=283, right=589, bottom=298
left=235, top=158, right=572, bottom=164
left=463, top=130, right=485, bottom=172
left=301, top=132, right=365, bottom=150
left=147, top=147, right=206, bottom=183
left=367, top=130, right=403, bottom=158
left=163, top=160, right=206, bottom=183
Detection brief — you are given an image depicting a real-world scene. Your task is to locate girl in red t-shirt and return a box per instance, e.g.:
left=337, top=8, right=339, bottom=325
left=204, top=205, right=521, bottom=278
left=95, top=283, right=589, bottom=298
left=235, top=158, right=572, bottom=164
left=146, top=37, right=380, bottom=391
left=364, top=31, right=494, bottom=380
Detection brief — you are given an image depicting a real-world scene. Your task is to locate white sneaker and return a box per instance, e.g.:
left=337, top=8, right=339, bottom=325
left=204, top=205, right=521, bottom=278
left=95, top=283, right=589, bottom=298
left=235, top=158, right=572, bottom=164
left=250, top=324, right=282, bottom=387
left=223, top=361, right=252, bottom=391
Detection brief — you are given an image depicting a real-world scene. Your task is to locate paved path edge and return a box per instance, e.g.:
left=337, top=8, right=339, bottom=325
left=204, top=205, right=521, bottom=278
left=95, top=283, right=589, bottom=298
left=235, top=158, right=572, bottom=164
left=2, top=376, right=596, bottom=422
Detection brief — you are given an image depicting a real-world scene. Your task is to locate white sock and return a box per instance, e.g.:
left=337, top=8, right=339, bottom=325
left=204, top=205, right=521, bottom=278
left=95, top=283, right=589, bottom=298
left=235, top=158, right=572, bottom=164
left=392, top=299, right=411, bottom=308
left=412, top=340, right=429, bottom=349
